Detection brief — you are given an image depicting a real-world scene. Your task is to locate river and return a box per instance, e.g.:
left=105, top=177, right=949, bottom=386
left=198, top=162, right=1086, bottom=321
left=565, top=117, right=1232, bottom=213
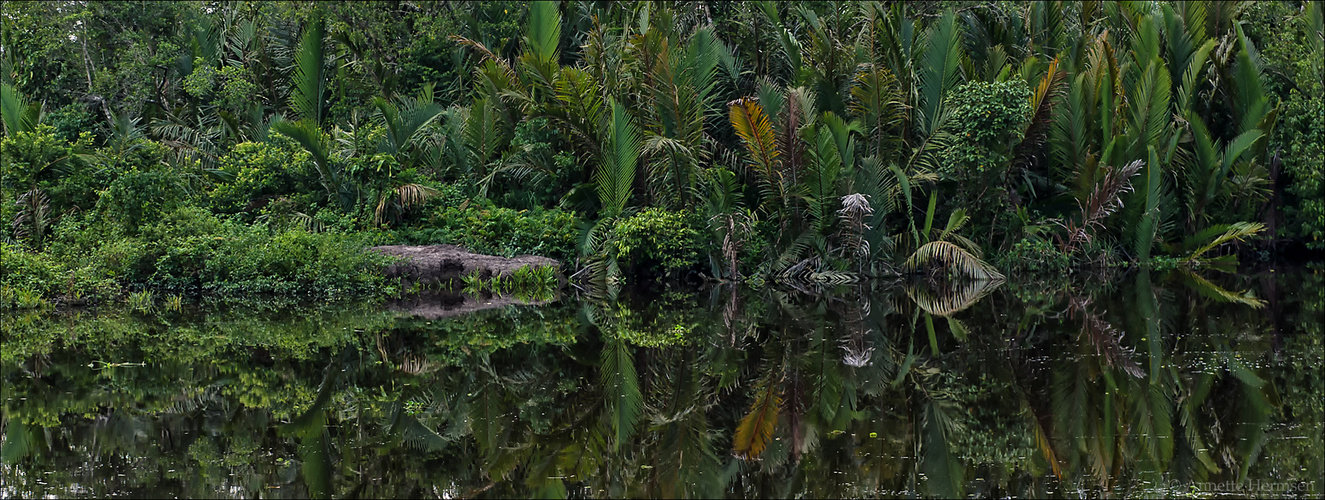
left=2, top=266, right=1321, bottom=498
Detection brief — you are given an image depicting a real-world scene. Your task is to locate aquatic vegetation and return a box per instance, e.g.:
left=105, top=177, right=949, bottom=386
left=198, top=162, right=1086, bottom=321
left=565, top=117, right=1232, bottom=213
left=127, top=289, right=155, bottom=312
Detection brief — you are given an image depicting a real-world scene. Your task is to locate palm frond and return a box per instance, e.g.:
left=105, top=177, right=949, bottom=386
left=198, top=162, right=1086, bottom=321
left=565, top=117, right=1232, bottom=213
left=1132, top=147, right=1163, bottom=262
left=596, top=99, right=640, bottom=217
left=272, top=120, right=341, bottom=204
left=290, top=16, right=326, bottom=124
left=1, top=82, right=41, bottom=136
left=1059, top=159, right=1143, bottom=253
left=1050, top=73, right=1092, bottom=184
left=916, top=10, right=965, bottom=138
left=1184, top=221, right=1263, bottom=262
left=1126, top=60, right=1171, bottom=160
left=12, top=188, right=51, bottom=250
left=920, top=398, right=965, bottom=498
left=450, top=35, right=510, bottom=71
left=728, top=97, right=782, bottom=180
left=388, top=408, right=450, bottom=453
left=375, top=183, right=440, bottom=227
left=849, top=65, right=906, bottom=157
left=1304, top=1, right=1324, bottom=85
left=733, top=375, right=781, bottom=460
left=936, top=208, right=970, bottom=247
left=1175, top=39, right=1216, bottom=114
left=600, top=337, right=642, bottom=453
left=525, top=0, right=562, bottom=64
left=1232, top=25, right=1272, bottom=136
left=1014, top=57, right=1067, bottom=170
left=905, top=274, right=1002, bottom=317
left=904, top=240, right=1004, bottom=280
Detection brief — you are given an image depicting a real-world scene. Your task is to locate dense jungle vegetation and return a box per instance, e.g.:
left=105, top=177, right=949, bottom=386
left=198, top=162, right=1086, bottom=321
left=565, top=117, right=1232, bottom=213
left=1, top=0, right=1323, bottom=305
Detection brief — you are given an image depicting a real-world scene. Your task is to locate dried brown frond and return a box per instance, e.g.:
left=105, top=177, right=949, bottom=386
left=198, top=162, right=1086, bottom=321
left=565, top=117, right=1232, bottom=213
left=1056, top=159, right=1143, bottom=254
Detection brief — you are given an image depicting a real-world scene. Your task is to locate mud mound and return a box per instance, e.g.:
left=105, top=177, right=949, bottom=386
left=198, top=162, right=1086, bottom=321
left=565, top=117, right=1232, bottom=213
left=369, top=245, right=560, bottom=285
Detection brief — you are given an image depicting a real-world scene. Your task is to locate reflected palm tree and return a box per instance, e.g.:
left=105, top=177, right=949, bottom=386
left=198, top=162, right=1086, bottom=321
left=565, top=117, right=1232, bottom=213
left=904, top=276, right=1002, bottom=317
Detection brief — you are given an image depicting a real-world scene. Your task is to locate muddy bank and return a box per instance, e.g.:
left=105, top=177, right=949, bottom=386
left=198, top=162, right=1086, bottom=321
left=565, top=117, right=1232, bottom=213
left=369, top=245, right=560, bottom=286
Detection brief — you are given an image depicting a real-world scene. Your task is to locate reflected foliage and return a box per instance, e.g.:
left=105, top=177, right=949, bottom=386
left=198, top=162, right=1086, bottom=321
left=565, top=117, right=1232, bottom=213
left=2, top=269, right=1322, bottom=498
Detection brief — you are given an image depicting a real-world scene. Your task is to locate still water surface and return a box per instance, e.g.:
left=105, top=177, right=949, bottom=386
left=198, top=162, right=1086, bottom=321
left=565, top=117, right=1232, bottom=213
left=2, top=267, right=1322, bottom=498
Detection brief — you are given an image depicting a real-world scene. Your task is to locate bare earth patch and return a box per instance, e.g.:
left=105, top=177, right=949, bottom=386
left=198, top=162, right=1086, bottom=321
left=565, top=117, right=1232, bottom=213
left=369, top=244, right=561, bottom=285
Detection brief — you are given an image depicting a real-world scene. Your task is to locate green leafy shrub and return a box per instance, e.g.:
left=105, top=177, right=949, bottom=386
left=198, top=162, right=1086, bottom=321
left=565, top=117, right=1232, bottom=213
left=209, top=137, right=315, bottom=215
left=0, top=242, right=63, bottom=298
left=97, top=169, right=187, bottom=234
left=996, top=238, right=1070, bottom=275
left=45, top=206, right=394, bottom=298
left=0, top=239, right=118, bottom=304
left=941, top=80, right=1032, bottom=179
left=609, top=208, right=701, bottom=275
left=0, top=125, right=92, bottom=193
left=136, top=207, right=394, bottom=296
left=403, top=201, right=579, bottom=261
left=44, top=103, right=98, bottom=143
left=1276, top=93, right=1325, bottom=249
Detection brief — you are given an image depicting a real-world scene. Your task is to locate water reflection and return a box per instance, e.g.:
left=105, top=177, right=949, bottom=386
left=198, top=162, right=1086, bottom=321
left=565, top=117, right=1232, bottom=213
left=2, top=268, right=1321, bottom=498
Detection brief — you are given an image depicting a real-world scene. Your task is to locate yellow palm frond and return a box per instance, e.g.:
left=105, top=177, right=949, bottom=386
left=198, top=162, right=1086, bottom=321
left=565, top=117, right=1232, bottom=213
left=733, top=379, right=781, bottom=460
left=728, top=97, right=781, bottom=175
